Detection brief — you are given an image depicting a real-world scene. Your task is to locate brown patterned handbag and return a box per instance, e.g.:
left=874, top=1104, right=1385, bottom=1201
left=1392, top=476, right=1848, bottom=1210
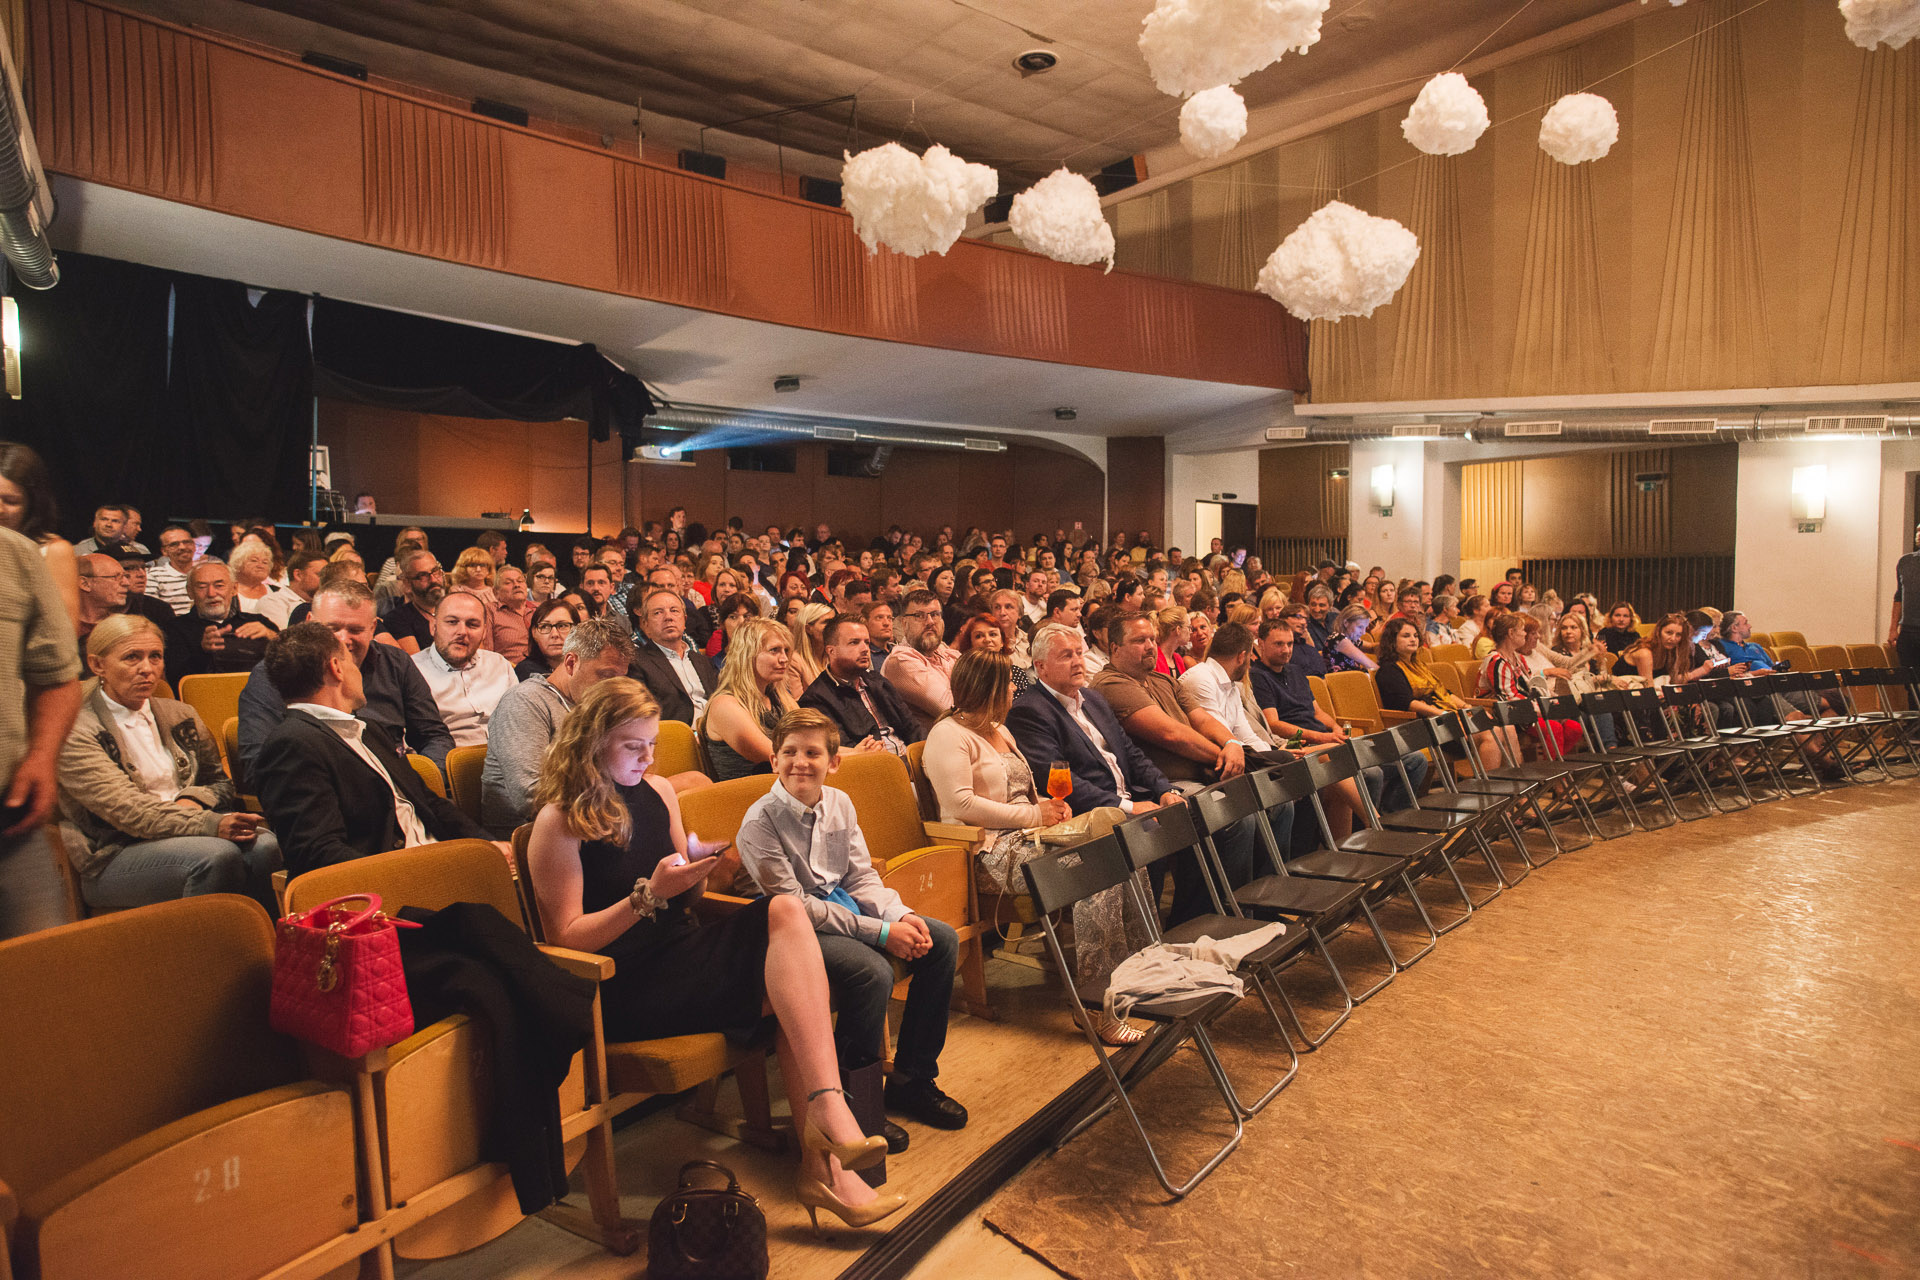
left=646, top=1162, right=768, bottom=1280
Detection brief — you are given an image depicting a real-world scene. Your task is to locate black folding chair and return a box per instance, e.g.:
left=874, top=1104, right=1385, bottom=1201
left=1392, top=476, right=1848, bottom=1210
left=1022, top=835, right=1246, bottom=1197
left=1404, top=713, right=1591, bottom=855
left=1104, top=804, right=1311, bottom=1099
left=1584, top=688, right=1706, bottom=821
left=1333, top=734, right=1514, bottom=910
left=1835, top=668, right=1919, bottom=776
left=1693, top=678, right=1792, bottom=801
left=1252, top=758, right=1442, bottom=969
left=1379, top=718, right=1546, bottom=874
left=1650, top=681, right=1757, bottom=812
left=1493, top=696, right=1623, bottom=841
left=1790, top=670, right=1888, bottom=781
left=1716, top=673, right=1829, bottom=794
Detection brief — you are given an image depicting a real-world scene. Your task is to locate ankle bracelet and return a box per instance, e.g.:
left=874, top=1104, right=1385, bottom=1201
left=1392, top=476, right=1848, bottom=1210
left=805, top=1086, right=845, bottom=1104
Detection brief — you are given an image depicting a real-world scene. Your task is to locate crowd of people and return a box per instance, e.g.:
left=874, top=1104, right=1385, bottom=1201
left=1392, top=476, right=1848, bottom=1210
left=0, top=436, right=1891, bottom=1231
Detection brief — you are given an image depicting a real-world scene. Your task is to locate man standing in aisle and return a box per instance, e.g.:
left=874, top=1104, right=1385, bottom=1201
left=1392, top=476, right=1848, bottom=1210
left=1890, top=522, right=1920, bottom=669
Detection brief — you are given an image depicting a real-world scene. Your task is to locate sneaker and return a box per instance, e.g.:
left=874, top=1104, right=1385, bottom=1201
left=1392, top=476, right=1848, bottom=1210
left=884, top=1077, right=969, bottom=1129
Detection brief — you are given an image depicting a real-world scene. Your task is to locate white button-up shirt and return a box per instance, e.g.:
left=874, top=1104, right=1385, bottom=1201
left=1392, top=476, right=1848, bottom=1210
left=1039, top=680, right=1135, bottom=812
left=410, top=645, right=518, bottom=747
left=289, top=701, right=430, bottom=848
left=105, top=695, right=180, bottom=802
left=652, top=636, right=710, bottom=716
left=1180, top=658, right=1274, bottom=749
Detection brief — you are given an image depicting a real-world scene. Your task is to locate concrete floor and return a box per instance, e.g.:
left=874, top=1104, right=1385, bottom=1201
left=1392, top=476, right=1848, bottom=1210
left=980, top=780, right=1920, bottom=1279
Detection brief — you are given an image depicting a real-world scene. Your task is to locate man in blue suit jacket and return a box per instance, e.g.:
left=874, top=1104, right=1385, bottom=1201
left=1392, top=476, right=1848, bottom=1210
left=1009, top=623, right=1237, bottom=925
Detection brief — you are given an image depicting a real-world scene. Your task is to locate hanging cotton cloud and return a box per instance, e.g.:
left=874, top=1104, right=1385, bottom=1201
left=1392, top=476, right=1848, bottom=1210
left=1179, top=86, right=1249, bottom=159
left=1139, top=0, right=1331, bottom=97
left=839, top=142, right=998, bottom=258
left=1400, top=72, right=1490, bottom=156
left=1009, top=168, right=1116, bottom=272
left=1256, top=200, right=1419, bottom=321
left=1839, top=0, right=1920, bottom=49
left=1538, top=93, right=1619, bottom=164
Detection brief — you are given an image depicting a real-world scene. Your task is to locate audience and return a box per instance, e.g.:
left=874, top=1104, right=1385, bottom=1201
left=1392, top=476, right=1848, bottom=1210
left=379, top=548, right=446, bottom=654
left=800, top=614, right=920, bottom=752
left=164, top=561, right=279, bottom=686
left=627, top=585, right=719, bottom=725
left=238, top=580, right=453, bottom=774
left=253, top=623, right=501, bottom=876
left=74, top=552, right=134, bottom=652
left=883, top=590, right=960, bottom=734
left=489, top=565, right=532, bottom=663
left=518, top=599, right=581, bottom=681
left=411, top=592, right=519, bottom=746
left=523, top=680, right=907, bottom=1231
left=737, top=709, right=966, bottom=1134
left=481, top=617, right=634, bottom=834
left=58, top=615, right=280, bottom=911
left=147, top=524, right=200, bottom=616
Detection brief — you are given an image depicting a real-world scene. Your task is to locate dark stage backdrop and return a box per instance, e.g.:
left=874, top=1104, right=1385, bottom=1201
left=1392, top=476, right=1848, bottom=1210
left=0, top=252, right=653, bottom=541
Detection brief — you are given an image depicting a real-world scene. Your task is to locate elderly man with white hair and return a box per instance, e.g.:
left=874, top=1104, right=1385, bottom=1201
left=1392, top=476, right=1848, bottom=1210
left=163, top=560, right=278, bottom=686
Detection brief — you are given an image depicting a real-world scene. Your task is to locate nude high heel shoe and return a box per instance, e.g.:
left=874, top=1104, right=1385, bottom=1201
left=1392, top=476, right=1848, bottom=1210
left=795, top=1175, right=909, bottom=1236
left=800, top=1086, right=887, bottom=1172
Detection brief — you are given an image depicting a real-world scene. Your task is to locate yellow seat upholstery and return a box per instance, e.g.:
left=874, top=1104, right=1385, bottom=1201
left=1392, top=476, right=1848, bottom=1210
left=1432, top=663, right=1466, bottom=701
left=676, top=774, right=777, bottom=897
left=1327, top=670, right=1399, bottom=732
left=408, top=753, right=447, bottom=797
left=1848, top=643, right=1890, bottom=668
left=0, top=897, right=374, bottom=1280
left=1811, top=645, right=1849, bottom=671
left=445, top=744, right=487, bottom=823
left=1428, top=643, right=1470, bottom=665
left=1634, top=622, right=1655, bottom=638
left=1772, top=630, right=1809, bottom=651
left=1777, top=645, right=1816, bottom=673
left=652, top=719, right=704, bottom=780
left=177, top=673, right=247, bottom=765
left=1308, top=675, right=1333, bottom=718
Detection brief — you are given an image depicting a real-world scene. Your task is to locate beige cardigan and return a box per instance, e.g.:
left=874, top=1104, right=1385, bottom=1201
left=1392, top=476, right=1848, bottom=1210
left=922, top=717, right=1046, bottom=834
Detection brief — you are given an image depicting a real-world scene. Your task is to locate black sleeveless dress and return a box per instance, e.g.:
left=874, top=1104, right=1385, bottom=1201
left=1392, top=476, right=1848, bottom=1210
left=582, top=779, right=773, bottom=1043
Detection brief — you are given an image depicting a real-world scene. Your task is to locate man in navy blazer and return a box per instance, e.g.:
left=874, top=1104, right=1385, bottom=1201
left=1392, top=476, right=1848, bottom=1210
left=1005, top=625, right=1182, bottom=817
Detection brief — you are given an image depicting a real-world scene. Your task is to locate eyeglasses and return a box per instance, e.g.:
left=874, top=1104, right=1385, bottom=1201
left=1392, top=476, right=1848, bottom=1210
left=534, top=621, right=575, bottom=634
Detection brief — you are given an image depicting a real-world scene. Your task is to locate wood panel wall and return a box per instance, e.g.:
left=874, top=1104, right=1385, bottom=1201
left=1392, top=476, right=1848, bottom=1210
left=1258, top=444, right=1350, bottom=538
left=1106, top=437, right=1166, bottom=547
left=26, top=0, right=1306, bottom=392
left=317, top=399, right=1108, bottom=543
left=1099, top=0, right=1919, bottom=401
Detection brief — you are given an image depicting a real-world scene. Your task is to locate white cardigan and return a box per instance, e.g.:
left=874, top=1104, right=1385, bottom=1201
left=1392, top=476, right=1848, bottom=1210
left=922, top=717, right=1046, bottom=834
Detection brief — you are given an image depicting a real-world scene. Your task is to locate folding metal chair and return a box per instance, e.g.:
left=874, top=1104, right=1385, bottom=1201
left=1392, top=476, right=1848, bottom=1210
left=1835, top=668, right=1919, bottom=776
left=1516, top=693, right=1658, bottom=835
left=1022, top=835, right=1246, bottom=1198
left=1648, top=681, right=1757, bottom=812
left=1377, top=718, right=1546, bottom=875
left=1789, top=670, right=1889, bottom=781
left=1431, top=704, right=1605, bottom=848
left=1583, top=689, right=1711, bottom=821
left=1332, top=733, right=1513, bottom=909
left=1252, top=759, right=1443, bottom=969
left=1692, top=678, right=1791, bottom=801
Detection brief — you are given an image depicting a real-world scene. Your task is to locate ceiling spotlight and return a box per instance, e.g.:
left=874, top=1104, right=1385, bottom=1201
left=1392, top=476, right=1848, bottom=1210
left=773, top=375, right=801, bottom=393
left=1014, top=49, right=1058, bottom=74
left=1053, top=406, right=1077, bottom=421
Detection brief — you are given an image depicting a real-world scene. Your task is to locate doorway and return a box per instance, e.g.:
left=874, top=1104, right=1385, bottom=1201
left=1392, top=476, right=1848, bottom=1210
left=1195, top=500, right=1257, bottom=555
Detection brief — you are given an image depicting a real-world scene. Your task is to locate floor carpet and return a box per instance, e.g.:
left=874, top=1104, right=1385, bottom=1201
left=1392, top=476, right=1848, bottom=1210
left=982, top=782, right=1920, bottom=1279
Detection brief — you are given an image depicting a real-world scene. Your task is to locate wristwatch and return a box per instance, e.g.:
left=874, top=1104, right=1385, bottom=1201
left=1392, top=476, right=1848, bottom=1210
left=629, top=877, right=662, bottom=918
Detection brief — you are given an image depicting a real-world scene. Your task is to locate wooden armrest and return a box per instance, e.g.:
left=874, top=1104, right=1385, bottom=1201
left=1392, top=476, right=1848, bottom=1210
left=1381, top=709, right=1416, bottom=725
left=696, top=892, right=755, bottom=919
left=0, top=1172, right=18, bottom=1236
left=923, top=820, right=985, bottom=846
left=538, top=944, right=615, bottom=982
left=883, top=844, right=964, bottom=873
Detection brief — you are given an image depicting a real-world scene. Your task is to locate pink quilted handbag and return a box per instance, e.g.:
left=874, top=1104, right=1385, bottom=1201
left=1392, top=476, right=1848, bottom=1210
left=271, top=893, right=421, bottom=1058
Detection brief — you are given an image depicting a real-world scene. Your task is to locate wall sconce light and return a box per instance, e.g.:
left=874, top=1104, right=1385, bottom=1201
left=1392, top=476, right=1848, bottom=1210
left=1790, top=464, right=1827, bottom=524
left=2, top=296, right=19, bottom=399
left=1370, top=463, right=1395, bottom=515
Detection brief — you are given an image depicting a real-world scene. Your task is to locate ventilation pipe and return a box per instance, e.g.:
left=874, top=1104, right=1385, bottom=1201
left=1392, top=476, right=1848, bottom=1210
left=1278, top=408, right=1920, bottom=444
left=0, top=30, right=57, bottom=289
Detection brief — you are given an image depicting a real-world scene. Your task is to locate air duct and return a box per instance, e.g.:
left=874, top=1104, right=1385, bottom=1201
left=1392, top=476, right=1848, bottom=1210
left=644, top=405, right=1010, bottom=454
left=0, top=26, right=57, bottom=289
left=1275, top=408, right=1920, bottom=443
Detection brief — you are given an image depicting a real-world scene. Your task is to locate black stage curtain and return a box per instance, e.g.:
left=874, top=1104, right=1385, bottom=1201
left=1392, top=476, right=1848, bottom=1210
left=0, top=253, right=174, bottom=536
left=311, top=299, right=653, bottom=443
left=167, top=275, right=315, bottom=523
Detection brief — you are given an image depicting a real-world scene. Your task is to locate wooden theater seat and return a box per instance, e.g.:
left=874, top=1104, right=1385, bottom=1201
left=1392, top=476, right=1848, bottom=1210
left=0, top=896, right=375, bottom=1280
left=176, top=673, right=248, bottom=767
left=443, top=745, right=487, bottom=824
left=651, top=720, right=705, bottom=781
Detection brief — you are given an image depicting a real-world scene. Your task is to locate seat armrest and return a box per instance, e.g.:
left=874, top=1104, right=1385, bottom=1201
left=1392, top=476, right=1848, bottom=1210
left=0, top=1170, right=17, bottom=1239
left=923, top=820, right=985, bottom=847
left=1381, top=709, right=1416, bottom=725
left=697, top=892, right=756, bottom=919
left=538, top=944, right=616, bottom=982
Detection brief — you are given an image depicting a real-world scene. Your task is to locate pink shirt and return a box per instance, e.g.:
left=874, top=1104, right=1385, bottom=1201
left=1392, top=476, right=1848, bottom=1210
left=882, top=643, right=960, bottom=734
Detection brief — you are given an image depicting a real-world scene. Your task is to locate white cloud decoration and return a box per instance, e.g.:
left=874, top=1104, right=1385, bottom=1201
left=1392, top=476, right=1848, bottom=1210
left=1009, top=168, right=1117, bottom=272
left=1256, top=200, right=1420, bottom=321
left=1538, top=92, right=1620, bottom=164
left=1138, top=0, right=1331, bottom=97
left=1839, top=0, right=1920, bottom=49
left=1179, top=86, right=1249, bottom=159
left=1400, top=72, right=1490, bottom=156
left=839, top=142, right=998, bottom=257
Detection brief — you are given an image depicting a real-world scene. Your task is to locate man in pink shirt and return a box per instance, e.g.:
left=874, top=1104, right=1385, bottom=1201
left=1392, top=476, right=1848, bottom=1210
left=490, top=566, right=532, bottom=664
left=881, top=588, right=959, bottom=735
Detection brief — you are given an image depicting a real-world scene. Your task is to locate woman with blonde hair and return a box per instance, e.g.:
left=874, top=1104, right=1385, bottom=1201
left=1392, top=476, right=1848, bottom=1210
left=526, top=679, right=905, bottom=1232
left=450, top=546, right=497, bottom=599
left=921, top=650, right=1147, bottom=1043
left=698, top=617, right=797, bottom=780
left=1325, top=604, right=1378, bottom=673
left=60, top=615, right=280, bottom=910
left=785, top=601, right=833, bottom=699
left=1153, top=605, right=1193, bottom=677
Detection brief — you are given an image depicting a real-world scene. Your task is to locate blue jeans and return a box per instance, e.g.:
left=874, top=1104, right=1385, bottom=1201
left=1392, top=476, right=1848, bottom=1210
left=818, top=917, right=957, bottom=1083
left=83, top=832, right=283, bottom=913
left=0, top=826, right=70, bottom=939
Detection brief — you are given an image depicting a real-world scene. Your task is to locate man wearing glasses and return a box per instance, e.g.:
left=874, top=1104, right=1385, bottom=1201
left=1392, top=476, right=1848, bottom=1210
left=73, top=553, right=132, bottom=653
left=883, top=589, right=961, bottom=735
left=377, top=548, right=445, bottom=655
left=238, top=580, right=453, bottom=775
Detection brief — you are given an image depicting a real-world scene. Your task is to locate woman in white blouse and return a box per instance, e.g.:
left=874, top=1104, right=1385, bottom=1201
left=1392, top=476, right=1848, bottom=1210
left=58, top=616, right=280, bottom=911
left=229, top=540, right=293, bottom=628
left=921, top=649, right=1148, bottom=1044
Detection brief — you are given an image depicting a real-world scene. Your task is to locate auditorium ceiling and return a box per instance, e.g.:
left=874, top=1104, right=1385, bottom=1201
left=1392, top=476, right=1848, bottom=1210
left=124, top=0, right=1631, bottom=184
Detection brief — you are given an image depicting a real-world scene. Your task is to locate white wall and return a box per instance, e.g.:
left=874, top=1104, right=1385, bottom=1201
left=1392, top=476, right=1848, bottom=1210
left=1166, top=445, right=1261, bottom=558
left=1734, top=439, right=1884, bottom=643
left=1347, top=440, right=1433, bottom=578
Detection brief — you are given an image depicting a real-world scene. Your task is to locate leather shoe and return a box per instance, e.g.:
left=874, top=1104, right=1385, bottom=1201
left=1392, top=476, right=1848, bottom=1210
left=884, top=1077, right=968, bottom=1129
left=880, top=1119, right=910, bottom=1154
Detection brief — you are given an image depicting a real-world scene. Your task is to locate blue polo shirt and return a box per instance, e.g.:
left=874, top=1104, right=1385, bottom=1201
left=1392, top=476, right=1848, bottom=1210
left=1252, top=658, right=1320, bottom=729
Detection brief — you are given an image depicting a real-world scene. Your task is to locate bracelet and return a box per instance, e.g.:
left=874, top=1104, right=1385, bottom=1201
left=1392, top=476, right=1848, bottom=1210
left=879, top=922, right=891, bottom=946
left=629, top=878, right=660, bottom=918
